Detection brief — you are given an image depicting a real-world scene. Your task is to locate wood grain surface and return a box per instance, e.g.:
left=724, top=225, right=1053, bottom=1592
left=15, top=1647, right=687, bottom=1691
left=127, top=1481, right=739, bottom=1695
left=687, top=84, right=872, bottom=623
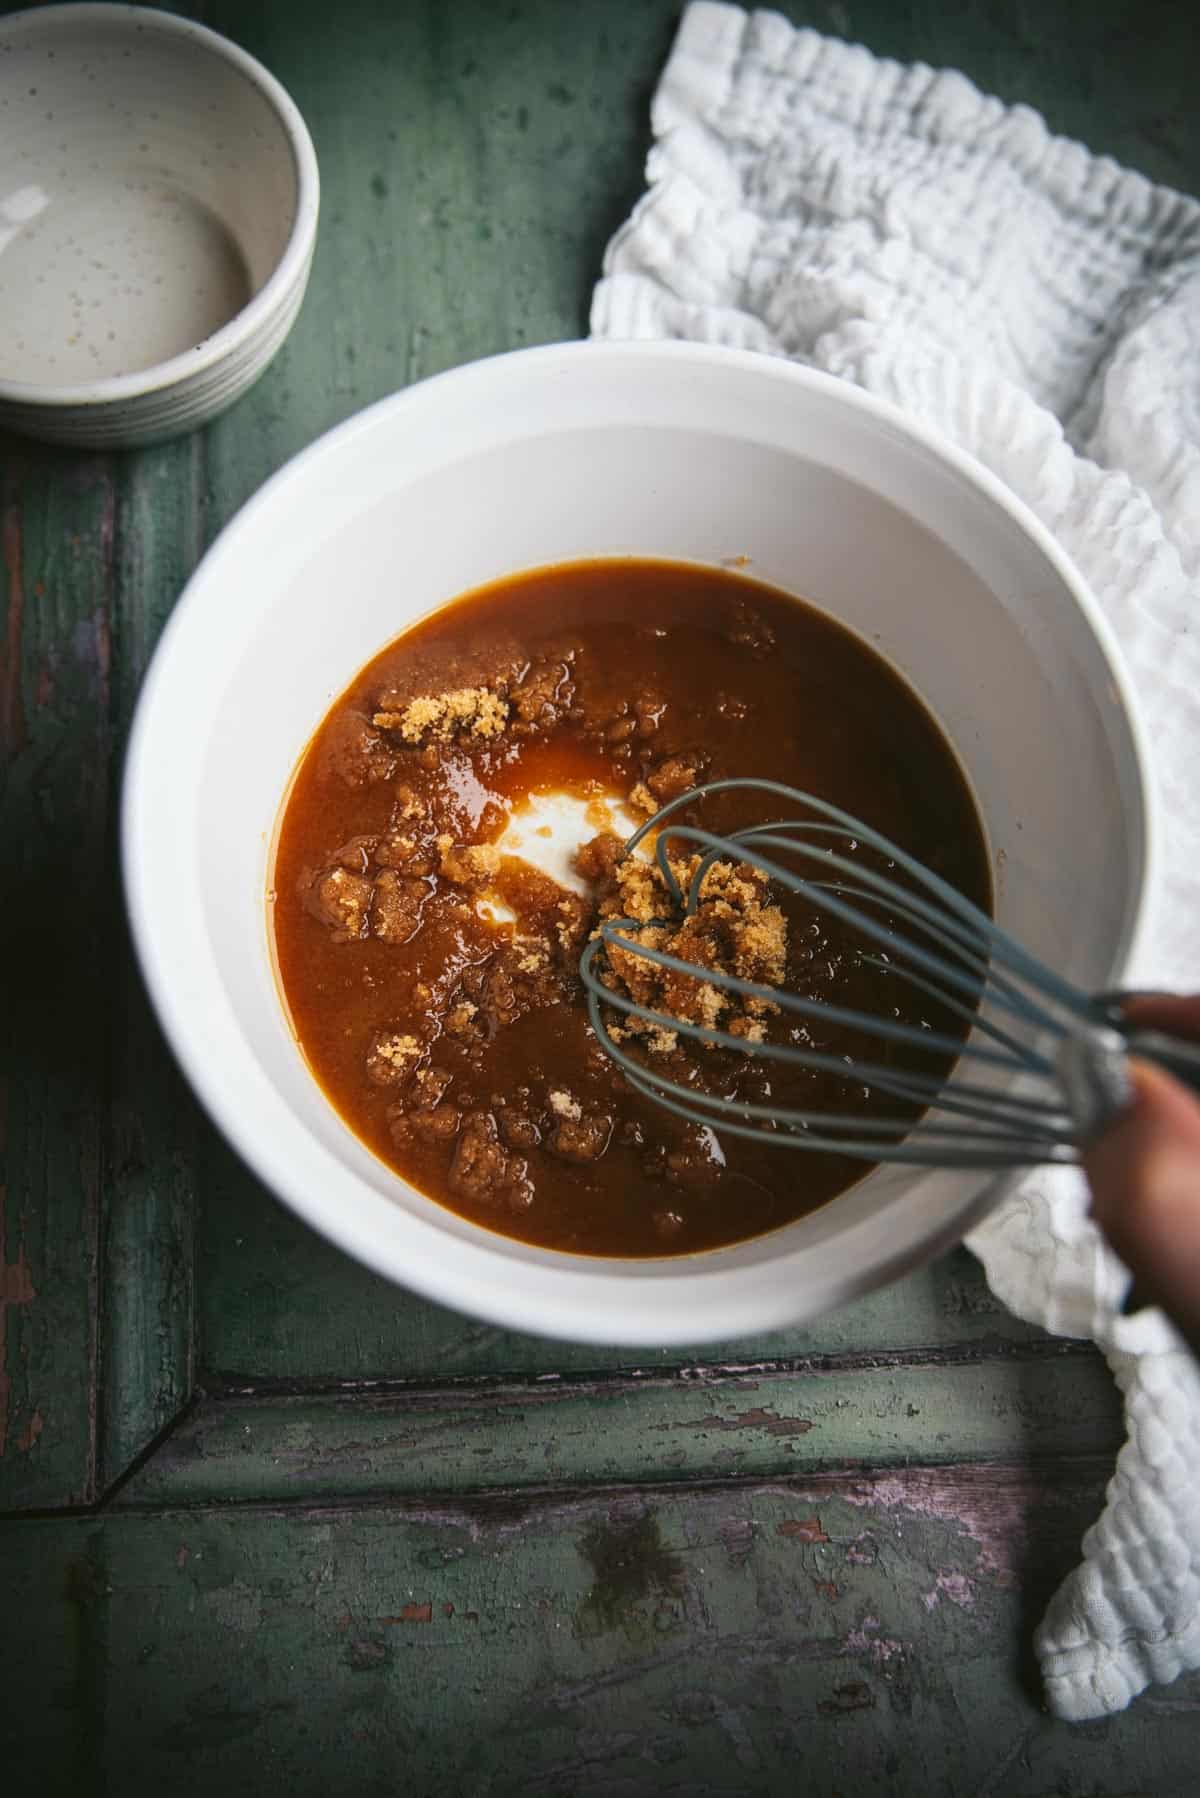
left=4, top=1469, right=1200, bottom=1795
left=2, top=0, right=1198, bottom=1789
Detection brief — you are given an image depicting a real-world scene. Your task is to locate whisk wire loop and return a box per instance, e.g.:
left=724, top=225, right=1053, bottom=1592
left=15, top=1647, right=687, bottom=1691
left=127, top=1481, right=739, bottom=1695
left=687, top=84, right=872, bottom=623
left=610, top=1061, right=1075, bottom=1168
left=583, top=778, right=1146, bottom=1170
left=581, top=937, right=1069, bottom=1131
left=582, top=973, right=1071, bottom=1155
left=631, top=778, right=1096, bottom=1021
left=663, top=822, right=1084, bottom=1048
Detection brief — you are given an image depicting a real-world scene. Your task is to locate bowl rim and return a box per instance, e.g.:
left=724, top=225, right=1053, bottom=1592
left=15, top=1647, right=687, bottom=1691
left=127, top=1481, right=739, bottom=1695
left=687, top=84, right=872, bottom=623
left=0, top=2, right=320, bottom=410
left=121, top=339, right=1159, bottom=1344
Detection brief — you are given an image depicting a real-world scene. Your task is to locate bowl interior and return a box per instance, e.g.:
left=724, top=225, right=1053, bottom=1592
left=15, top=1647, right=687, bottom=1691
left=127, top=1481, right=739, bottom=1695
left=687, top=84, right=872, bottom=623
left=124, top=345, right=1149, bottom=1344
left=0, top=6, right=298, bottom=386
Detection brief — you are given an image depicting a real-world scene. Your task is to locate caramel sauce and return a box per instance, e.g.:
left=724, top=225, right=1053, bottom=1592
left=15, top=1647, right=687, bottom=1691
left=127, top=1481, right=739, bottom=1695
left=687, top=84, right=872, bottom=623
left=271, top=560, right=990, bottom=1257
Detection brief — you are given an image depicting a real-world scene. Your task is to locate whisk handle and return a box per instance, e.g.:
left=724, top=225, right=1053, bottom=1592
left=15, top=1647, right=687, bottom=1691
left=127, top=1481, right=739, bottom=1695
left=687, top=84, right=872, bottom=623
left=1057, top=1024, right=1200, bottom=1146
left=1055, top=1024, right=1200, bottom=1321
left=1104, top=1028, right=1200, bottom=1322
left=1122, top=1029, right=1200, bottom=1100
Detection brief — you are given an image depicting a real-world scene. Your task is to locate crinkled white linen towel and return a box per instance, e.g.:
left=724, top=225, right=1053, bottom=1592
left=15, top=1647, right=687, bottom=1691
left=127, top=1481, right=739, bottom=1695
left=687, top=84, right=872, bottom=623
left=591, top=0, right=1200, bottom=1723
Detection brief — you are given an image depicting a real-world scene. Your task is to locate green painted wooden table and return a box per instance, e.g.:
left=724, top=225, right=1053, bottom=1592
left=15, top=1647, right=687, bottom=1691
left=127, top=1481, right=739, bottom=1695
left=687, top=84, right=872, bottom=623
left=2, top=1, right=1198, bottom=1790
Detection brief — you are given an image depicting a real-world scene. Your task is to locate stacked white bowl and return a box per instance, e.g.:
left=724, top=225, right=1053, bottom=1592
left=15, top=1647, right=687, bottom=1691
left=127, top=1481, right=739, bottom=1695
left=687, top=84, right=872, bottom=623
left=0, top=4, right=319, bottom=448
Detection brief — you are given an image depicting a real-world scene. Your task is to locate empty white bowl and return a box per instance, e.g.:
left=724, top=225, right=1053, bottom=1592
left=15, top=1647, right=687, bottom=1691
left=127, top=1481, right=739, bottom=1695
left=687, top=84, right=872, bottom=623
left=0, top=4, right=318, bottom=448
left=122, top=342, right=1155, bottom=1345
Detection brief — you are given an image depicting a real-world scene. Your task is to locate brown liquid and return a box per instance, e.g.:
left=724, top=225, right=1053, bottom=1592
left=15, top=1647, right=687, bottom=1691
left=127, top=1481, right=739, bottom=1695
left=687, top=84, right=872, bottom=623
left=271, top=560, right=990, bottom=1257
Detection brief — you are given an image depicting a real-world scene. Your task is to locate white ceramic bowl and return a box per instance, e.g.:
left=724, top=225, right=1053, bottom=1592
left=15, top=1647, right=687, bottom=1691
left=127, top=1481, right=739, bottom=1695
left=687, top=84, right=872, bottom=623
left=123, top=342, right=1155, bottom=1345
left=0, top=4, right=318, bottom=448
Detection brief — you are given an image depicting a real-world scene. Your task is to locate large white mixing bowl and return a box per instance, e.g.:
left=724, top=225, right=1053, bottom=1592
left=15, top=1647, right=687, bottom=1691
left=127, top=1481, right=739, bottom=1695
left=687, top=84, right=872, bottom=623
left=122, top=342, right=1154, bottom=1344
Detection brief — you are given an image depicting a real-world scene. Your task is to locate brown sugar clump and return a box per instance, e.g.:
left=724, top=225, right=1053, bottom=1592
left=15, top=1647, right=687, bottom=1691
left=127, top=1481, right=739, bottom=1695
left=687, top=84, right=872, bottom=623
left=445, top=1001, right=479, bottom=1038
left=509, top=655, right=576, bottom=729
left=305, top=865, right=374, bottom=940
left=555, top=893, right=591, bottom=956
left=323, top=711, right=398, bottom=787
left=547, top=1108, right=613, bottom=1164
left=645, top=752, right=708, bottom=803
left=449, top=1110, right=535, bottom=1210
left=365, top=1030, right=422, bottom=1087
left=437, top=835, right=504, bottom=887
left=574, top=830, right=625, bottom=886
left=373, top=685, right=509, bottom=745
left=581, top=832, right=788, bottom=1056
left=371, top=870, right=428, bottom=944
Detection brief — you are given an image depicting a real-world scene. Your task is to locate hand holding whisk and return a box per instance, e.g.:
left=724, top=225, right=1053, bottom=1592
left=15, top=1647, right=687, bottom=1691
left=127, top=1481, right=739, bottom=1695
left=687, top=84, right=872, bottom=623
left=580, top=778, right=1200, bottom=1170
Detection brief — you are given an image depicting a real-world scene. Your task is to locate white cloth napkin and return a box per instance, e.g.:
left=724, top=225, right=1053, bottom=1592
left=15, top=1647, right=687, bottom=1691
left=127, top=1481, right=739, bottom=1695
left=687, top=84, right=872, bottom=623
left=590, top=0, right=1200, bottom=1721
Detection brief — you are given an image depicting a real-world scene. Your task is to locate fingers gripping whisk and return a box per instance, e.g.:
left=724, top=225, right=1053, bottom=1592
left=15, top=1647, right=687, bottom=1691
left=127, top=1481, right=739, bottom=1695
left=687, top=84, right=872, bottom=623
left=579, top=779, right=1186, bottom=1170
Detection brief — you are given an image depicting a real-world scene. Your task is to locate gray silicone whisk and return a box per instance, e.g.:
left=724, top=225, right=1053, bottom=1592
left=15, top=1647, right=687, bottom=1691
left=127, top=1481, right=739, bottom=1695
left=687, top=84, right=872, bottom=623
left=580, top=778, right=1200, bottom=1167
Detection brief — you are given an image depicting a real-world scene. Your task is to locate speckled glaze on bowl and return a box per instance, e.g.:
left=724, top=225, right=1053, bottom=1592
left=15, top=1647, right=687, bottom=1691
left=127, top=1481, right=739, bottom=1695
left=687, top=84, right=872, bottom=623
left=0, top=4, right=318, bottom=448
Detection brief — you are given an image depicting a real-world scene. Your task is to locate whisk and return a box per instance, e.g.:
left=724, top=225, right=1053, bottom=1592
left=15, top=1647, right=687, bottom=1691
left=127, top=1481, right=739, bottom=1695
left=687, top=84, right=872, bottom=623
left=579, top=778, right=1200, bottom=1169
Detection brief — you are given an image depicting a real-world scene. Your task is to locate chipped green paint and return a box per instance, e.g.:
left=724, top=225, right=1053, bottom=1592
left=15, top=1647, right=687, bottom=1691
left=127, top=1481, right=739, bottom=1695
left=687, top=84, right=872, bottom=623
left=2, top=0, right=1199, bottom=1784
left=117, top=1353, right=1123, bottom=1508
left=4, top=1472, right=1200, bottom=1794
left=98, top=433, right=208, bottom=1492
left=0, top=449, right=114, bottom=1508
left=0, top=434, right=203, bottom=1508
